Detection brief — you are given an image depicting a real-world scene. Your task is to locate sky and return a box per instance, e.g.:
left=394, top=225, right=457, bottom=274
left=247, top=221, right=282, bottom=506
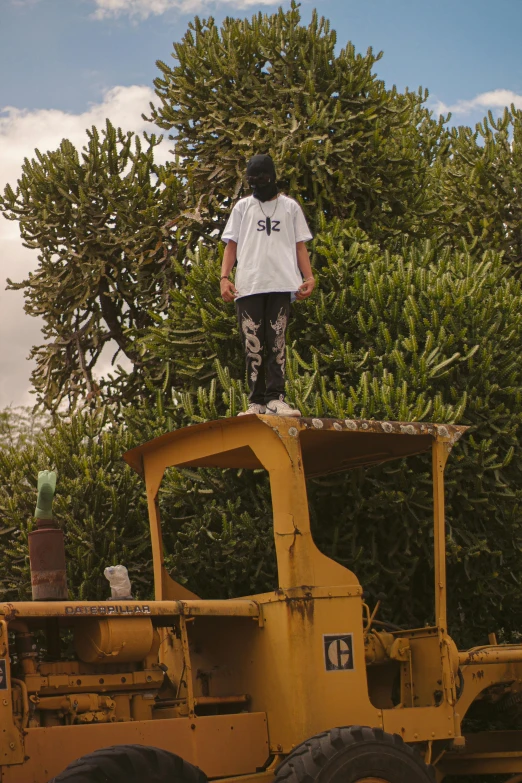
left=1, top=0, right=522, bottom=409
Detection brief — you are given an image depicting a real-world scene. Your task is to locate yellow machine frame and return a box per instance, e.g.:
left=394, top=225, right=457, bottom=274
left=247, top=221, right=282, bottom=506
left=0, top=415, right=521, bottom=781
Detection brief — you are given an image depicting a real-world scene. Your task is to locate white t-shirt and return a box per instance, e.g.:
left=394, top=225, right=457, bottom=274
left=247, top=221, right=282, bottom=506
left=222, top=194, right=313, bottom=300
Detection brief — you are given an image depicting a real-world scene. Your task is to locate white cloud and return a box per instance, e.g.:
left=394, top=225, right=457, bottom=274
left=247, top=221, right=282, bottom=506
left=0, top=84, right=168, bottom=408
left=433, top=88, right=522, bottom=117
left=92, top=0, right=279, bottom=20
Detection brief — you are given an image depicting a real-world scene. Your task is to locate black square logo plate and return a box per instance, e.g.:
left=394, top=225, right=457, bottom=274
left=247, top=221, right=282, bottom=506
left=323, top=633, right=354, bottom=671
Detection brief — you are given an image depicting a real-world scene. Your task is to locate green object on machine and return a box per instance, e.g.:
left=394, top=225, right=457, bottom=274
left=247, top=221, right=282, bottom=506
left=34, top=470, right=57, bottom=520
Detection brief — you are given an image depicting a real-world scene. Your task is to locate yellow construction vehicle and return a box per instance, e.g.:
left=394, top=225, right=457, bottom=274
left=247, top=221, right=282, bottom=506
left=1, top=415, right=522, bottom=782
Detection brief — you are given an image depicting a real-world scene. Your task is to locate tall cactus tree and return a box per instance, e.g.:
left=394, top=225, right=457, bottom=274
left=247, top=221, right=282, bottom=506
left=0, top=121, right=184, bottom=412
left=148, top=1, right=447, bottom=242
left=1, top=3, right=448, bottom=412
left=435, top=107, right=522, bottom=269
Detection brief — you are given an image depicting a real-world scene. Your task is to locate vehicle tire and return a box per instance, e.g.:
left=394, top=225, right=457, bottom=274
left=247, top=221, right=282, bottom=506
left=49, top=744, right=208, bottom=783
left=275, top=726, right=435, bottom=783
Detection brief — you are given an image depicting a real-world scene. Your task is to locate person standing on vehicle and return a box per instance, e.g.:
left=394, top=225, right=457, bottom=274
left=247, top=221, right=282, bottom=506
left=220, top=154, right=315, bottom=417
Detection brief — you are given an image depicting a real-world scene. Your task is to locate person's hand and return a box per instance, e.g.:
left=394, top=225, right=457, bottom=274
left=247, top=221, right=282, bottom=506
left=296, top=276, right=315, bottom=301
left=220, top=277, right=238, bottom=302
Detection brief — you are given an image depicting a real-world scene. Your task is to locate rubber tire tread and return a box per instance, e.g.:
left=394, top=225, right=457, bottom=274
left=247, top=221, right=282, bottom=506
left=275, top=726, right=435, bottom=783
left=49, top=744, right=208, bottom=783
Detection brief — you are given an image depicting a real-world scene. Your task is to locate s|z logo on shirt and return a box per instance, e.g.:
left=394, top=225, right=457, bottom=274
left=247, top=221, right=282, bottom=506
left=257, top=218, right=280, bottom=235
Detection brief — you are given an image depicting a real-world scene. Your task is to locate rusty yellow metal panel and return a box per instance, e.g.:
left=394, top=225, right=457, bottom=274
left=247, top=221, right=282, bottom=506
left=251, top=593, right=381, bottom=749
left=0, top=599, right=259, bottom=619
left=1, top=713, right=269, bottom=783
left=383, top=703, right=458, bottom=743
left=163, top=589, right=381, bottom=754
left=22, top=667, right=164, bottom=695
left=457, top=660, right=522, bottom=718
left=459, top=647, right=522, bottom=665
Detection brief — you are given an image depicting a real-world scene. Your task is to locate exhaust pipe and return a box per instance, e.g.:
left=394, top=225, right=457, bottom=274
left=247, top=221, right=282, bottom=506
left=28, top=471, right=68, bottom=601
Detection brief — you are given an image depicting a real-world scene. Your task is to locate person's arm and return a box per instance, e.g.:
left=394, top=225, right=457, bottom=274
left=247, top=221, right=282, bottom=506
left=295, top=241, right=315, bottom=300
left=220, top=241, right=239, bottom=302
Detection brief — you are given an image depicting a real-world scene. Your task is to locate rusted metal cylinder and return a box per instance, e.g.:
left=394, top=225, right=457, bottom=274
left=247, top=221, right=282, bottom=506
left=28, top=521, right=68, bottom=601
left=458, top=646, right=522, bottom=666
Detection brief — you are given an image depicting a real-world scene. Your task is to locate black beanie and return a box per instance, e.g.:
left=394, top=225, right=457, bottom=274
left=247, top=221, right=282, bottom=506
left=246, top=154, right=278, bottom=201
left=246, top=154, right=277, bottom=180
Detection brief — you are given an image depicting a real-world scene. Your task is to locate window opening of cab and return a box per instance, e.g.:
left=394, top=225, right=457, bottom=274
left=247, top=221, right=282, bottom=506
left=306, top=450, right=436, bottom=631
left=159, top=465, right=277, bottom=599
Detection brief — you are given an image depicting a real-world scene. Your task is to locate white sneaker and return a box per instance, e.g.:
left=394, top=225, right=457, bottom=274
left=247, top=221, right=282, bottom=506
left=238, top=403, right=266, bottom=416
left=265, top=397, right=301, bottom=417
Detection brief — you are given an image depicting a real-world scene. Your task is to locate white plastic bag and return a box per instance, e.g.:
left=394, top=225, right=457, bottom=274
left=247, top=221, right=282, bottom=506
left=104, top=565, right=133, bottom=599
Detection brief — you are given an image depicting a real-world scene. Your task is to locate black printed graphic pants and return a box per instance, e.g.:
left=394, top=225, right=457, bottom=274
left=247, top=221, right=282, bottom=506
left=235, top=292, right=291, bottom=404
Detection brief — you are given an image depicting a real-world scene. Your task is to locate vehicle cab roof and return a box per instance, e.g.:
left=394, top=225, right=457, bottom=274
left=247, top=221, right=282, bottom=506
left=123, top=416, right=466, bottom=479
